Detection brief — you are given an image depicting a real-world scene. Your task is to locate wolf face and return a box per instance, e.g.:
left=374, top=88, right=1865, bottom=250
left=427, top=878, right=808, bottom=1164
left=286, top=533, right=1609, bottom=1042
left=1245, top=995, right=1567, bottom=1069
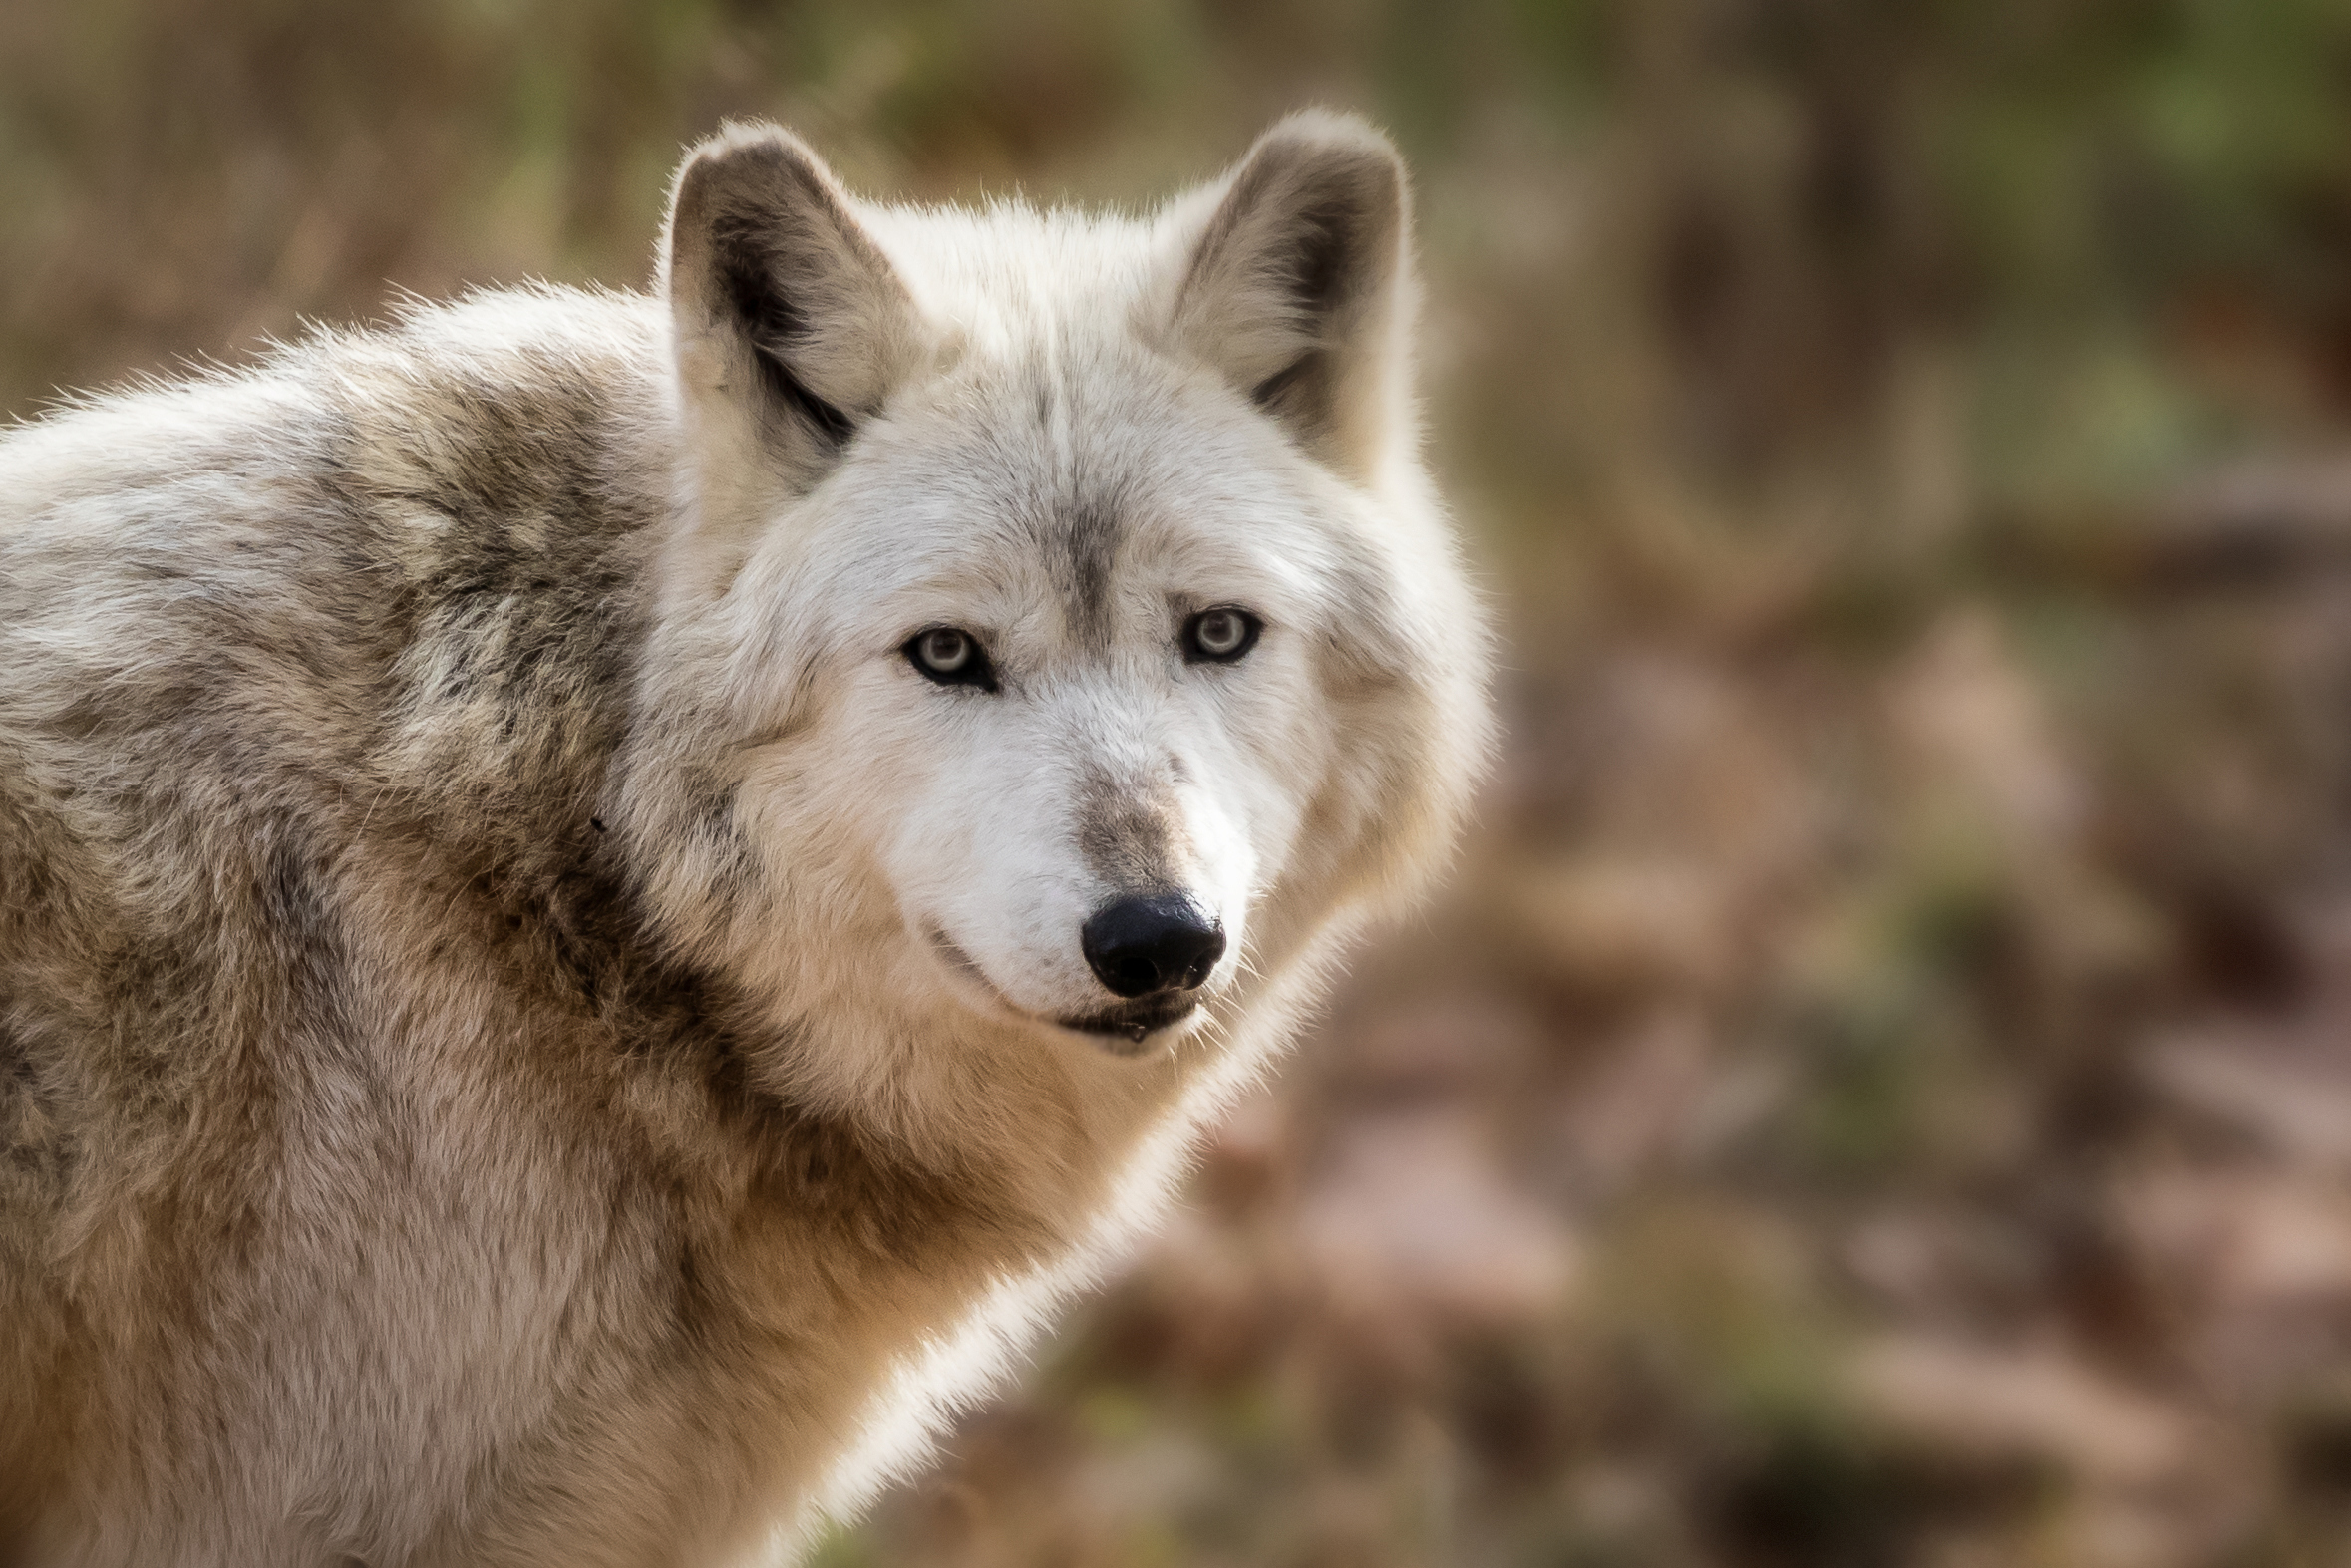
left=630, top=115, right=1489, bottom=1069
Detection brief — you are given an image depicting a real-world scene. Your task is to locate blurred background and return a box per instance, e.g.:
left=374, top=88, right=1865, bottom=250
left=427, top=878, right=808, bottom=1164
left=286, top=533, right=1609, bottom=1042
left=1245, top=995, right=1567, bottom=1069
left=13, top=1, right=2351, bottom=1562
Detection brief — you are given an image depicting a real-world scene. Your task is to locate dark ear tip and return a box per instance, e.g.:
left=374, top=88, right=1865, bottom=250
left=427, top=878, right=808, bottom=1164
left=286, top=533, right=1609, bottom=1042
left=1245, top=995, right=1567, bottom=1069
left=1224, top=111, right=1410, bottom=236
left=669, top=121, right=840, bottom=219
left=685, top=119, right=823, bottom=169
left=1246, top=109, right=1407, bottom=182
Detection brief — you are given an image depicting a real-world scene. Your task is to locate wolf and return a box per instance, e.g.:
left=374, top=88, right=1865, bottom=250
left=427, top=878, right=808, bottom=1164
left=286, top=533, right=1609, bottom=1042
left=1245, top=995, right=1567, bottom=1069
left=0, top=111, right=1490, bottom=1565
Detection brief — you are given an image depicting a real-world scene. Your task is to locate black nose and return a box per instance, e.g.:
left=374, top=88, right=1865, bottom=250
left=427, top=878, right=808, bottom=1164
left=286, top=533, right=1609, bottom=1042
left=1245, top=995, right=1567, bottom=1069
left=1081, top=894, right=1225, bottom=999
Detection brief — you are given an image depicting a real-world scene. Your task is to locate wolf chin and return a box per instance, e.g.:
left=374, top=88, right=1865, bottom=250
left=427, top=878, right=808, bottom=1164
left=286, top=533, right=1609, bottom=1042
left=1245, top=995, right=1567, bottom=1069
left=0, top=113, right=1490, bottom=1566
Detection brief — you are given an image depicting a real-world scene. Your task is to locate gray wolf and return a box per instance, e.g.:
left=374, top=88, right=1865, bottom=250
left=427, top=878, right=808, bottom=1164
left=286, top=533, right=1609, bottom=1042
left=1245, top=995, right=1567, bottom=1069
left=0, top=112, right=1490, bottom=1565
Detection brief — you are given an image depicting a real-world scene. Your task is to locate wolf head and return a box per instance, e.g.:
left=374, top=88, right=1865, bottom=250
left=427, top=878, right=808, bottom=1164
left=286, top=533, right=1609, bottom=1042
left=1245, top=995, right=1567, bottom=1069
left=622, top=114, right=1488, bottom=1092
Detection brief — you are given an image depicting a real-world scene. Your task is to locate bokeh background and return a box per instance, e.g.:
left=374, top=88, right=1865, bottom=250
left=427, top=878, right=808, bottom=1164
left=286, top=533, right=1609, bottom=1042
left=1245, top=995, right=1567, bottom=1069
left=14, top=2, right=2351, bottom=1562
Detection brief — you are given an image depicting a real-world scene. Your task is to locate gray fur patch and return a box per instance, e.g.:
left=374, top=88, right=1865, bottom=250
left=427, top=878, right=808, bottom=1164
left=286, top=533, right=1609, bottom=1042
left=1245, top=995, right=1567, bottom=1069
left=1051, top=499, right=1123, bottom=649
left=1075, top=770, right=1181, bottom=892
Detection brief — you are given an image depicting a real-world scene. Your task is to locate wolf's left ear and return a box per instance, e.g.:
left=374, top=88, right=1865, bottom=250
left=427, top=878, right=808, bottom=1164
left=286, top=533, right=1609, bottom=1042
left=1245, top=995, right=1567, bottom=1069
left=1165, top=112, right=1413, bottom=481
left=662, top=123, right=921, bottom=493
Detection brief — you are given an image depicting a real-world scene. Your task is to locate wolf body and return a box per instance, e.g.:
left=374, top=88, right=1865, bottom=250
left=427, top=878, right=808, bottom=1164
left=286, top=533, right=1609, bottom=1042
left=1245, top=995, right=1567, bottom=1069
left=0, top=115, right=1489, bottom=1566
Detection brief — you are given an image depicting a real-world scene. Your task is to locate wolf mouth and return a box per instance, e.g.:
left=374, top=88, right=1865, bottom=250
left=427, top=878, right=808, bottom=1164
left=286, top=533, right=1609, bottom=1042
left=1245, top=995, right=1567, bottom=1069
left=1054, top=997, right=1200, bottom=1048
left=924, top=926, right=1197, bottom=1050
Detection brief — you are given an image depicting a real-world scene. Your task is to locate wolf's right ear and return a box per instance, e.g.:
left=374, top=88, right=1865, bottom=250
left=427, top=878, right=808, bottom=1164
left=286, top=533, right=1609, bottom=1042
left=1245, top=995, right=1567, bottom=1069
left=662, top=124, right=920, bottom=495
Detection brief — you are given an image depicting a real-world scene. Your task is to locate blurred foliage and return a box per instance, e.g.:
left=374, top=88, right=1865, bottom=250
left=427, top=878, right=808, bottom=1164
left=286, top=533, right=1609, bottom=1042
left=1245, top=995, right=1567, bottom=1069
left=20, top=1, right=2351, bottom=1564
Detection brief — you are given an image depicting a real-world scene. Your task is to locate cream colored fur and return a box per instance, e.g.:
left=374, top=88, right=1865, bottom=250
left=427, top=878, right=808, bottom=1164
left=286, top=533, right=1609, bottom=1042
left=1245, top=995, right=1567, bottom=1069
left=0, top=113, right=1491, bottom=1567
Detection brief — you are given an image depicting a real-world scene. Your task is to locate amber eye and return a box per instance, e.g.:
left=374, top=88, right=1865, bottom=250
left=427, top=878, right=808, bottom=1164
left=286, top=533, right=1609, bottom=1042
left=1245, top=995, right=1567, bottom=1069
left=1182, top=607, right=1260, bottom=664
left=916, top=628, right=971, bottom=672
left=905, top=627, right=997, bottom=690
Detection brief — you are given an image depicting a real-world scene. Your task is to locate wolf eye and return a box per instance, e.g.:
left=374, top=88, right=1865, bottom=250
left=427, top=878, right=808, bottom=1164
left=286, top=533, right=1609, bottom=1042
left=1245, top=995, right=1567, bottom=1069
left=905, top=627, right=997, bottom=690
left=1182, top=607, right=1260, bottom=664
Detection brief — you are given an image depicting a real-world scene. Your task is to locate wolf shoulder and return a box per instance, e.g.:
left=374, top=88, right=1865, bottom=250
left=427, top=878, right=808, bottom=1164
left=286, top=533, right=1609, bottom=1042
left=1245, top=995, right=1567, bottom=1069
left=0, top=285, right=674, bottom=1137
left=0, top=285, right=672, bottom=574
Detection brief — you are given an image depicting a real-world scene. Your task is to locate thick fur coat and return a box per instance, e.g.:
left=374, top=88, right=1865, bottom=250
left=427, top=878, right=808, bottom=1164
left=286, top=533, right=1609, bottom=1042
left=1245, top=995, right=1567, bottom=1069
left=0, top=114, right=1491, bottom=1566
